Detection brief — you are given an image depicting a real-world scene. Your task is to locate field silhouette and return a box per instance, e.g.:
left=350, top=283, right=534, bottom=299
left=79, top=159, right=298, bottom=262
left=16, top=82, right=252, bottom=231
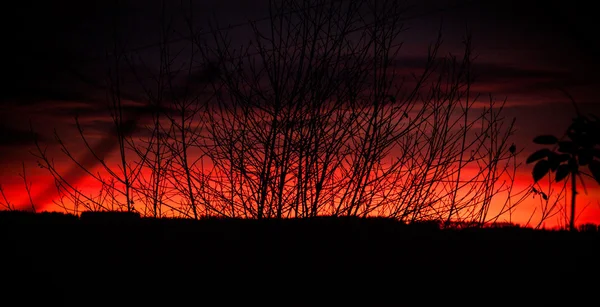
left=1, top=211, right=598, bottom=306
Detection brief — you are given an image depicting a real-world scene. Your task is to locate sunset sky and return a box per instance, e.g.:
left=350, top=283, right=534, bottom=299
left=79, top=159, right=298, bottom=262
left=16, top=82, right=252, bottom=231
left=1, top=0, right=599, bottom=227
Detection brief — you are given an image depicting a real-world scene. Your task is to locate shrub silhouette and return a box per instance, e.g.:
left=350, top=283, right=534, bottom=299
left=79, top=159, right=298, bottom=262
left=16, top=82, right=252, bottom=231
left=80, top=210, right=141, bottom=224
left=0, top=210, right=78, bottom=224
left=1, top=212, right=599, bottom=305
left=526, top=111, right=600, bottom=231
left=578, top=223, right=599, bottom=232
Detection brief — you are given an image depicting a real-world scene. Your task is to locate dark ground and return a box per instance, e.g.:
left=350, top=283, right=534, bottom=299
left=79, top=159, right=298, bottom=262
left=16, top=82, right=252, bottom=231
left=0, top=211, right=598, bottom=306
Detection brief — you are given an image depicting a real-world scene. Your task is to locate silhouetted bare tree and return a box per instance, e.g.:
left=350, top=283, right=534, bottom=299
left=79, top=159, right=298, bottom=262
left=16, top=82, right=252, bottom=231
left=27, top=0, right=538, bottom=227
left=189, top=0, right=530, bottom=223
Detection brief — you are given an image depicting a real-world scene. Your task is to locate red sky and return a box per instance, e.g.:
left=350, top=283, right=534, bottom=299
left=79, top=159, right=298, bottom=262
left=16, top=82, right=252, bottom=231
left=1, top=0, right=599, bottom=228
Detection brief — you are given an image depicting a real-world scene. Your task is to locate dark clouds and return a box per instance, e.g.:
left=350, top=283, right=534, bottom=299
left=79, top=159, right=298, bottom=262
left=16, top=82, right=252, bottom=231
left=2, top=0, right=599, bottom=163
left=387, top=54, right=598, bottom=106
left=461, top=0, right=599, bottom=69
left=470, top=62, right=600, bottom=97
left=502, top=101, right=600, bottom=157
left=0, top=124, right=44, bottom=147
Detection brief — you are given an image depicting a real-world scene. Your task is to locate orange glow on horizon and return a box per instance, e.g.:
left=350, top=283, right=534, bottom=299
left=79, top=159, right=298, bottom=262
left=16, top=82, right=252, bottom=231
left=3, top=158, right=599, bottom=229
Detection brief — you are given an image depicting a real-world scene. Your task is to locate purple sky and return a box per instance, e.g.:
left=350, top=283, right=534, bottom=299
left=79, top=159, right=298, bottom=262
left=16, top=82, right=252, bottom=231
left=1, top=0, right=599, bottom=223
